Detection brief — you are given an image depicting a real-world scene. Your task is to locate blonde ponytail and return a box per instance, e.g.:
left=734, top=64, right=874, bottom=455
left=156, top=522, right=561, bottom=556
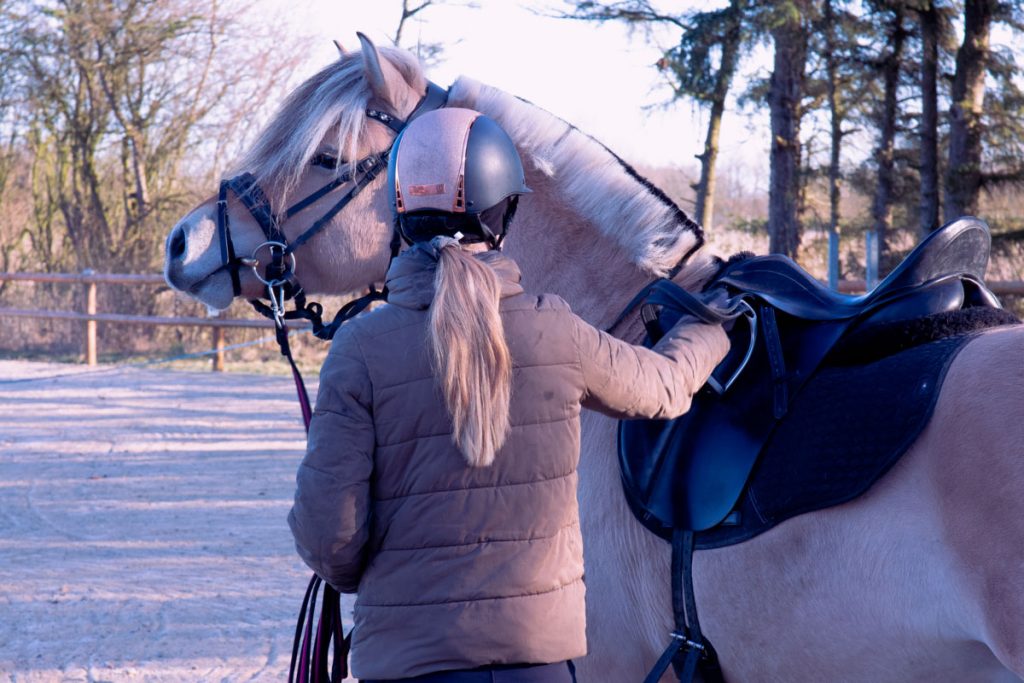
left=428, top=240, right=512, bottom=467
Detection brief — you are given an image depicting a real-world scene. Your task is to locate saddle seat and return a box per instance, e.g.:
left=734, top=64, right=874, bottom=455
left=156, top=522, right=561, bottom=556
left=716, top=216, right=997, bottom=322
left=618, top=216, right=1002, bottom=539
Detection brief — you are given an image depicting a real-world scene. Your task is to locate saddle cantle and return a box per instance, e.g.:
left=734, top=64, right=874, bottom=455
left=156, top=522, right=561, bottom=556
left=618, top=216, right=1006, bottom=540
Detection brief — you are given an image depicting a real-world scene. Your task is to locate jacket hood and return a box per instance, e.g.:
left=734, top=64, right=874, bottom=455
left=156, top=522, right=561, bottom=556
left=384, top=245, right=524, bottom=310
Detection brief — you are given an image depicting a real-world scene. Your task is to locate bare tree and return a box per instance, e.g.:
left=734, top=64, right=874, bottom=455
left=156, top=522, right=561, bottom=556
left=869, top=1, right=908, bottom=260
left=916, top=0, right=942, bottom=234
left=945, top=0, right=995, bottom=221
left=557, top=1, right=754, bottom=232
left=0, top=0, right=302, bottom=273
left=393, top=0, right=476, bottom=67
left=767, top=1, right=810, bottom=258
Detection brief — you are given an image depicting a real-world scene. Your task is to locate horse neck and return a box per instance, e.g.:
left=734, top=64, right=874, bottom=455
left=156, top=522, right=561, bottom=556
left=501, top=172, right=661, bottom=327
left=450, top=80, right=714, bottom=328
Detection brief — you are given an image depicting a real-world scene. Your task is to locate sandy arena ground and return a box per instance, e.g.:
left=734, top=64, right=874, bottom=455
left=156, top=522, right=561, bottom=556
left=0, top=360, right=355, bottom=682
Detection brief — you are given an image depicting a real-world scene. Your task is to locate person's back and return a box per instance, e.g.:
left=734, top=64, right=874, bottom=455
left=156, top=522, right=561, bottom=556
left=289, top=107, right=728, bottom=681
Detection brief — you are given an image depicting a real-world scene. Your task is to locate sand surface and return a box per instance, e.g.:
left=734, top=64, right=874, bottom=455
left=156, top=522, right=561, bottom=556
left=0, top=361, right=353, bottom=682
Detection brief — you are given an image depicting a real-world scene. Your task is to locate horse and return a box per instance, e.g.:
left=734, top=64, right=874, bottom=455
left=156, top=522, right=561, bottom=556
left=163, top=36, right=1024, bottom=682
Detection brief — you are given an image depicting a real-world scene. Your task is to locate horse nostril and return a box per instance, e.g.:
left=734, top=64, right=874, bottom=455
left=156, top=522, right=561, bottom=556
left=169, top=227, right=186, bottom=260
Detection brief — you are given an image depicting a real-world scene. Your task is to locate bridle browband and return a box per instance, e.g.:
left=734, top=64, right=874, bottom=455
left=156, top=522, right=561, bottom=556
left=216, top=81, right=449, bottom=341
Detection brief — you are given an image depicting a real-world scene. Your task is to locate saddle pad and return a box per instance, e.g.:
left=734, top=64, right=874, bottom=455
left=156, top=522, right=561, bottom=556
left=695, top=332, right=974, bottom=550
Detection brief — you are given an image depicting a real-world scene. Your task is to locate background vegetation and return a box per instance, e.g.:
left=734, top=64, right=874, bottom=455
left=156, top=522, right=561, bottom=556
left=0, top=0, right=1021, bottom=371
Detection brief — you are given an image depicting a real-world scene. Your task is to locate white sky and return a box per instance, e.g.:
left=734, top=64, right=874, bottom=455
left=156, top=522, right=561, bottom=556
left=262, top=0, right=772, bottom=184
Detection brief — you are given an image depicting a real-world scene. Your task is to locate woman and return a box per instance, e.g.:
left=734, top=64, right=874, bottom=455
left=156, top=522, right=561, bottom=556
left=288, top=108, right=729, bottom=682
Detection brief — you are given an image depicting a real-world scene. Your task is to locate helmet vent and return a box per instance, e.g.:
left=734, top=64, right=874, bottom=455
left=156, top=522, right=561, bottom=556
left=395, top=184, right=405, bottom=213
left=454, top=174, right=466, bottom=211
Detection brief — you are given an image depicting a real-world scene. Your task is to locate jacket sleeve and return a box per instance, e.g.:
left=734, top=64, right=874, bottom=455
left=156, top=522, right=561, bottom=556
left=570, top=309, right=730, bottom=420
left=287, top=326, right=374, bottom=593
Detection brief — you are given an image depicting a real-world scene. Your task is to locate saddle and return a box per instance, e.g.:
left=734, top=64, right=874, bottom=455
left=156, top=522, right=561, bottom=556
left=619, top=216, right=1000, bottom=538
left=618, top=217, right=1011, bottom=683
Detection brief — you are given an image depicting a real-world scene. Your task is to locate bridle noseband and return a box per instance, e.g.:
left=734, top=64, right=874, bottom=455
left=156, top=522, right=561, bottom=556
left=216, top=81, right=449, bottom=340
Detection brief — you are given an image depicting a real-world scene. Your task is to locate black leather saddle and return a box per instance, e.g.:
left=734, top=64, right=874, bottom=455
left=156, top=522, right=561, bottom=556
left=618, top=216, right=1001, bottom=539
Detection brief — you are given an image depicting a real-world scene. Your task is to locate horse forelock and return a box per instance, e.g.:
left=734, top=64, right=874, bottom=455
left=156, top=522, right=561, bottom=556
left=234, top=46, right=426, bottom=208
left=448, top=77, right=705, bottom=279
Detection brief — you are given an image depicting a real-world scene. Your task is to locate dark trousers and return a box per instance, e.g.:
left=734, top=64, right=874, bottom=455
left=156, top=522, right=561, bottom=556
left=363, top=661, right=577, bottom=683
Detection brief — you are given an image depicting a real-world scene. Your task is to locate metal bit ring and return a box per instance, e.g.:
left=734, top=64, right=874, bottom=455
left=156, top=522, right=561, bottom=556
left=249, top=241, right=297, bottom=287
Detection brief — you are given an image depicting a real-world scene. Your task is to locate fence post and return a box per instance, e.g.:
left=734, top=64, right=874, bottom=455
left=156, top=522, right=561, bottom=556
left=828, top=230, right=840, bottom=290
left=865, top=231, right=879, bottom=291
left=83, top=269, right=97, bottom=366
left=208, top=306, right=224, bottom=372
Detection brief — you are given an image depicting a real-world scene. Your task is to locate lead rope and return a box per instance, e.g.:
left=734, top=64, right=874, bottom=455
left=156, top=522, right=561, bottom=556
left=274, top=295, right=347, bottom=683
left=284, top=338, right=349, bottom=683
left=280, top=233, right=402, bottom=683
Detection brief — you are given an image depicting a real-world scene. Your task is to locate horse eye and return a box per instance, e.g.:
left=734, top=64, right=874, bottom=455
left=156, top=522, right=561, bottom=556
left=311, top=153, right=339, bottom=170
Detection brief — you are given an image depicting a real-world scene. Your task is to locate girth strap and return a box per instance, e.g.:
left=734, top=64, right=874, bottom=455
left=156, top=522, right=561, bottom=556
left=643, top=530, right=723, bottom=683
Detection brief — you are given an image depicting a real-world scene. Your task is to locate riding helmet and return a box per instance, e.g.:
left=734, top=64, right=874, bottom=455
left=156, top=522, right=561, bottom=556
left=387, top=107, right=531, bottom=247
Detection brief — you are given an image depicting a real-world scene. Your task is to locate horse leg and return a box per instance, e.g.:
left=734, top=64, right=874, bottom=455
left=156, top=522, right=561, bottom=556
left=925, top=326, right=1024, bottom=678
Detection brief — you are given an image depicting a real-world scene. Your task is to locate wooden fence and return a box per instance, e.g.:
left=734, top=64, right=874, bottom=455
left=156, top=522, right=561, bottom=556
left=0, top=271, right=1021, bottom=372
left=0, top=271, right=310, bottom=371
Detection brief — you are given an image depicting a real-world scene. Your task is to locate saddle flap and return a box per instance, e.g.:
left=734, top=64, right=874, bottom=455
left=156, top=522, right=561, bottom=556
left=619, top=301, right=848, bottom=534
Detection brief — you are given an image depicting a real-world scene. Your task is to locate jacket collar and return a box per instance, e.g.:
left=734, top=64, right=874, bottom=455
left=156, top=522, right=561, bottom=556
left=384, top=244, right=524, bottom=310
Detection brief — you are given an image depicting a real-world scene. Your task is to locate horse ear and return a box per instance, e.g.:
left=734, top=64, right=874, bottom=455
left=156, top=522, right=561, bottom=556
left=333, top=39, right=348, bottom=58
left=357, top=32, right=392, bottom=106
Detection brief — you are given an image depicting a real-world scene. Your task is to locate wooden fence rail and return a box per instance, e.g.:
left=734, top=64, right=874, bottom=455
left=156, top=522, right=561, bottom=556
left=0, top=270, right=310, bottom=371
left=0, top=271, right=1021, bottom=372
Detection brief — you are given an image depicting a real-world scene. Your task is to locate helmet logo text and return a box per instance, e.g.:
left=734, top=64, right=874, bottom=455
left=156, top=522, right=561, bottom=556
left=408, top=183, right=446, bottom=196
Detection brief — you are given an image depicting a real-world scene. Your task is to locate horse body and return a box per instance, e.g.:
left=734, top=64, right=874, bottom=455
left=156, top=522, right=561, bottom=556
left=695, top=327, right=1024, bottom=682
left=163, top=40, right=1024, bottom=681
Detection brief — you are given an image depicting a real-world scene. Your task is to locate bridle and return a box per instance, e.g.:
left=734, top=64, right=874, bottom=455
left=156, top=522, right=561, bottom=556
left=216, top=81, right=449, bottom=341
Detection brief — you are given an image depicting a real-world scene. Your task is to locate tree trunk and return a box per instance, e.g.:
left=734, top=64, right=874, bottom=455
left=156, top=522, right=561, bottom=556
left=945, top=0, right=994, bottom=221
left=824, top=0, right=842, bottom=253
left=693, top=1, right=742, bottom=232
left=871, top=6, right=906, bottom=262
left=767, top=11, right=806, bottom=257
left=918, top=1, right=940, bottom=234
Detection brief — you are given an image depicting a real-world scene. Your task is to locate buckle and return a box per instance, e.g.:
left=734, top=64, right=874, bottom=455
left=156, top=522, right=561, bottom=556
left=670, top=631, right=705, bottom=653
left=358, top=156, right=378, bottom=173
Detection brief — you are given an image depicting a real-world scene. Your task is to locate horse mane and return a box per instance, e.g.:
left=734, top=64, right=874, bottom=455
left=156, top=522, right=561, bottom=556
left=448, top=77, right=705, bottom=277
left=233, top=46, right=425, bottom=206
left=235, top=47, right=705, bottom=278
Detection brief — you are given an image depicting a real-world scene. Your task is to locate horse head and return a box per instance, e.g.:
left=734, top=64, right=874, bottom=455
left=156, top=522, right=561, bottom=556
left=164, top=34, right=432, bottom=310
left=165, top=33, right=711, bottom=327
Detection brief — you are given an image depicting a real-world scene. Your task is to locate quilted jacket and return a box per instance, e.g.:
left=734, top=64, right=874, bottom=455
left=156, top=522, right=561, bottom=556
left=287, top=246, right=729, bottom=680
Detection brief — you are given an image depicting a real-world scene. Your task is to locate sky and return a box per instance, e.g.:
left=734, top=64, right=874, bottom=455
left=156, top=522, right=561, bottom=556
left=262, top=0, right=772, bottom=185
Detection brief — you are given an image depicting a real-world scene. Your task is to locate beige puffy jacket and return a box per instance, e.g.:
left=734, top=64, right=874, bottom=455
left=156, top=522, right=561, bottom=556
left=288, top=247, right=729, bottom=680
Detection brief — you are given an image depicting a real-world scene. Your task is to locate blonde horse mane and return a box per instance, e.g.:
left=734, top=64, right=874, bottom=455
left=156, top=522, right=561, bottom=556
left=234, top=46, right=704, bottom=278
left=447, top=77, right=704, bottom=278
